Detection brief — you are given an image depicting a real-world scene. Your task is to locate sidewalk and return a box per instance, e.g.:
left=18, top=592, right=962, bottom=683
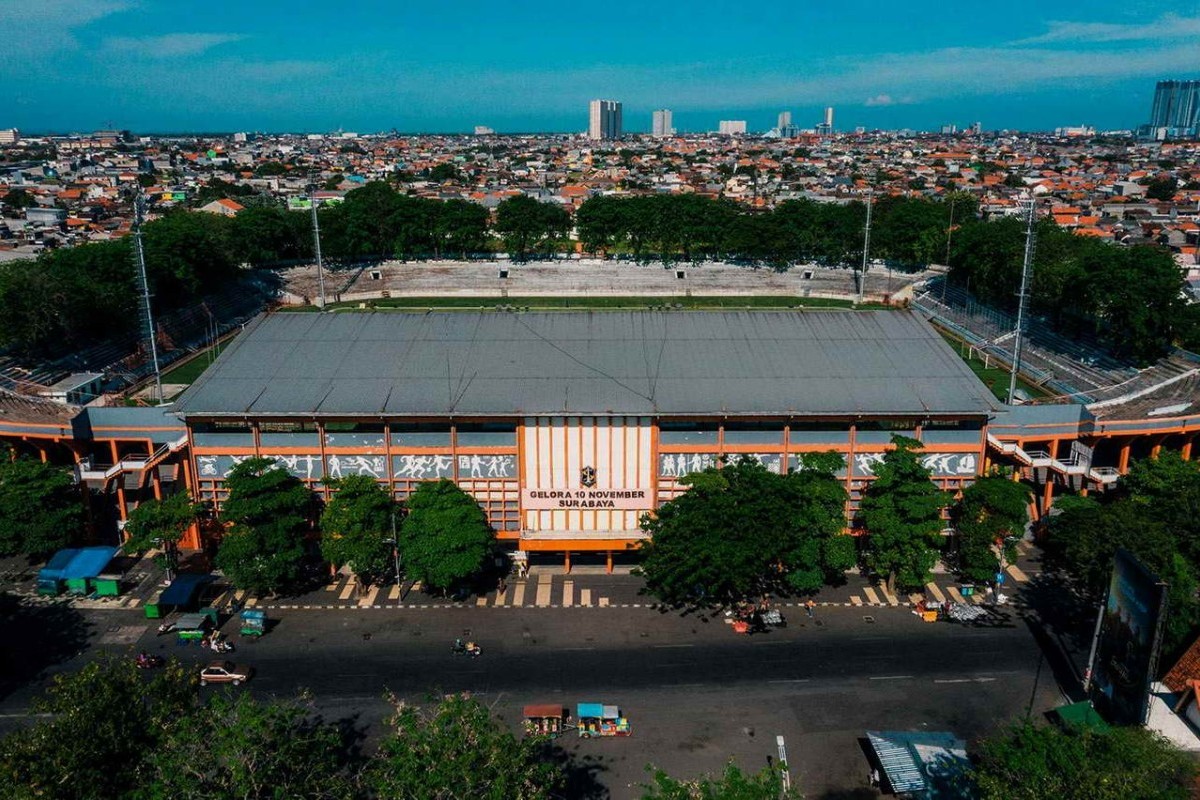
left=12, top=540, right=1043, bottom=615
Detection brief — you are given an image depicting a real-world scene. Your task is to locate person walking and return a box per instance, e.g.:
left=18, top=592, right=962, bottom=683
left=805, top=598, right=816, bottom=618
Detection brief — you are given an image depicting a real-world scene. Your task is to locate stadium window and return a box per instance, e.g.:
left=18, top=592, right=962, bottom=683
left=659, top=421, right=719, bottom=445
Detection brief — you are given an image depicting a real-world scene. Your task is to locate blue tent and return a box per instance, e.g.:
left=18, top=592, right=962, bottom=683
left=159, top=573, right=214, bottom=609
left=39, top=548, right=82, bottom=582
left=60, top=546, right=118, bottom=580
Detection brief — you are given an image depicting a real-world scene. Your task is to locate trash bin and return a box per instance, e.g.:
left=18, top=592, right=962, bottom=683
left=92, top=576, right=120, bottom=597
left=960, top=585, right=975, bottom=597
left=144, top=590, right=163, bottom=619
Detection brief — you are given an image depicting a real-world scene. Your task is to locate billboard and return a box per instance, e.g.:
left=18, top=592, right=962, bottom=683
left=1087, top=548, right=1169, bottom=725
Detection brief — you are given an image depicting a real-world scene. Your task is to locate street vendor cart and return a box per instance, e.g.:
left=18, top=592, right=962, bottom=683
left=239, top=609, right=266, bottom=638
left=576, top=703, right=631, bottom=738
left=523, top=704, right=570, bottom=738
left=174, top=612, right=211, bottom=644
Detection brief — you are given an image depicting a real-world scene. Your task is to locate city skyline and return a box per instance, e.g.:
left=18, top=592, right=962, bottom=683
left=3, top=1, right=1200, bottom=133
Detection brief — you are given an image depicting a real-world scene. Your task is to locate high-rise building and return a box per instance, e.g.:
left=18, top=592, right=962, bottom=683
left=1148, top=80, right=1200, bottom=136
left=588, top=99, right=623, bottom=140
left=777, top=111, right=792, bottom=129
left=474, top=125, right=495, bottom=135
left=718, top=120, right=747, bottom=135
left=816, top=107, right=834, bottom=135
left=0, top=129, right=20, bottom=146
left=652, top=109, right=673, bottom=137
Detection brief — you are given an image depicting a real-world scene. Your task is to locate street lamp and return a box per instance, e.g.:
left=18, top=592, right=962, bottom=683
left=385, top=508, right=402, bottom=597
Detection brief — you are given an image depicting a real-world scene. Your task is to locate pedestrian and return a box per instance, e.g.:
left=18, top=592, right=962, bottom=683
left=498, top=577, right=507, bottom=594
left=805, top=598, right=816, bottom=618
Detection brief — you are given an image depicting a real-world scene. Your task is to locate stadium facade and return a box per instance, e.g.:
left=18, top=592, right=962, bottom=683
left=3, top=308, right=1199, bottom=569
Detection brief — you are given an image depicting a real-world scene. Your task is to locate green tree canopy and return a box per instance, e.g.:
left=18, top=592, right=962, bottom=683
left=123, top=491, right=200, bottom=554
left=859, top=436, right=950, bottom=593
left=0, top=656, right=197, bottom=800
left=494, top=195, right=570, bottom=260
left=637, top=455, right=853, bottom=609
left=320, top=474, right=398, bottom=589
left=950, top=475, right=1030, bottom=583
left=1045, top=452, right=1200, bottom=657
left=360, top=693, right=563, bottom=800
left=640, top=761, right=802, bottom=800
left=215, top=457, right=315, bottom=594
left=398, top=479, right=494, bottom=594
left=972, top=721, right=1196, bottom=800
left=0, top=452, right=83, bottom=557
left=143, top=692, right=348, bottom=800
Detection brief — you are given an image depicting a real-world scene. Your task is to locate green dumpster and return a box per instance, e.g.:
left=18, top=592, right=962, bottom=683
left=92, top=575, right=121, bottom=597
left=144, top=590, right=164, bottom=619
left=65, top=577, right=90, bottom=596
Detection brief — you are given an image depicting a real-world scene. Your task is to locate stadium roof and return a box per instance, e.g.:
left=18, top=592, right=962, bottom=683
left=172, top=310, right=999, bottom=418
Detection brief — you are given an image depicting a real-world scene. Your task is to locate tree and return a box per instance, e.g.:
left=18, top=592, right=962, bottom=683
left=143, top=692, right=348, bottom=800
left=398, top=479, right=494, bottom=594
left=123, top=492, right=201, bottom=579
left=215, top=457, right=314, bottom=594
left=360, top=693, right=563, bottom=800
left=0, top=451, right=83, bottom=557
left=494, top=195, right=570, bottom=260
left=859, top=436, right=950, bottom=594
left=950, top=475, right=1030, bottom=583
left=1145, top=175, right=1178, bottom=202
left=320, top=475, right=397, bottom=590
left=637, top=456, right=852, bottom=609
left=1, top=187, right=37, bottom=216
left=0, top=655, right=196, bottom=800
left=640, top=762, right=802, bottom=800
left=972, top=722, right=1195, bottom=800
left=427, top=163, right=460, bottom=183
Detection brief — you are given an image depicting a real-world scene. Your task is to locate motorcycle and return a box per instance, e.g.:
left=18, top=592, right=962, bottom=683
left=451, top=638, right=481, bottom=657
left=135, top=652, right=165, bottom=669
left=156, top=622, right=176, bottom=636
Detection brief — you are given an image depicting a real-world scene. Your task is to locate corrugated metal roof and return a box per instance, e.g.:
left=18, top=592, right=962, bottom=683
left=172, top=310, right=999, bottom=418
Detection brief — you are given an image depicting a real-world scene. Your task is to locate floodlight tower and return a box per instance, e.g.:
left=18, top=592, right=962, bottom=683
left=309, top=182, right=327, bottom=308
left=132, top=191, right=163, bottom=404
left=1007, top=198, right=1038, bottom=405
left=857, top=189, right=873, bottom=303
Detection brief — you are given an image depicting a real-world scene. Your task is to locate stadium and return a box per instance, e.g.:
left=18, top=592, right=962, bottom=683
left=3, top=266, right=1200, bottom=568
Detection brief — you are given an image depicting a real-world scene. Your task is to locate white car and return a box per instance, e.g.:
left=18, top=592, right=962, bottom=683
left=199, top=660, right=253, bottom=686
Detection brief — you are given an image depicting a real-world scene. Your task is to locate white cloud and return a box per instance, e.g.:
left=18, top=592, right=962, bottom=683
left=0, top=0, right=130, bottom=59
left=103, top=33, right=245, bottom=58
left=1014, top=13, right=1200, bottom=45
left=864, top=94, right=894, bottom=107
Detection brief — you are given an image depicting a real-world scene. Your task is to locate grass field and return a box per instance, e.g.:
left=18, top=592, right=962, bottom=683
left=287, top=295, right=886, bottom=312
left=160, top=340, right=230, bottom=385
left=935, top=329, right=1049, bottom=401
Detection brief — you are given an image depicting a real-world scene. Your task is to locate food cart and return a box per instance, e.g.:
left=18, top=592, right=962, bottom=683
left=239, top=609, right=267, bottom=638
left=146, top=573, right=215, bottom=619
left=523, top=704, right=570, bottom=738
left=576, top=703, right=631, bottom=738
left=174, top=612, right=211, bottom=644
left=36, top=548, right=81, bottom=596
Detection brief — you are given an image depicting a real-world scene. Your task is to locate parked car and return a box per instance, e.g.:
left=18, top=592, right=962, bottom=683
left=199, top=660, right=253, bottom=686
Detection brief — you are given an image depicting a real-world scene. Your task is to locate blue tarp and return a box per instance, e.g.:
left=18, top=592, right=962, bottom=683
left=38, top=548, right=82, bottom=581
left=576, top=703, right=605, bottom=719
left=60, top=546, right=118, bottom=580
left=159, top=573, right=214, bottom=608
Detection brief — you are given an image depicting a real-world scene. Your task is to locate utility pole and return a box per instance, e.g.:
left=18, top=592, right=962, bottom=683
left=1007, top=198, right=1037, bottom=406
left=858, top=189, right=873, bottom=303
left=309, top=184, right=327, bottom=308
left=132, top=191, right=163, bottom=405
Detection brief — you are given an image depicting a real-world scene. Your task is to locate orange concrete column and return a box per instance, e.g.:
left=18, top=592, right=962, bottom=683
left=1183, top=437, right=1193, bottom=462
left=1151, top=438, right=1163, bottom=458
left=37, top=446, right=47, bottom=463
left=1080, top=486, right=1089, bottom=497
left=564, top=551, right=571, bottom=574
left=606, top=551, right=613, bottom=574
left=116, top=484, right=127, bottom=522
left=1042, top=477, right=1054, bottom=515
left=151, top=468, right=163, bottom=501
left=1119, top=443, right=1131, bottom=474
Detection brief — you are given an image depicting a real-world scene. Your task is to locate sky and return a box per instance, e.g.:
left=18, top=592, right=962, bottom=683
left=4, top=0, right=1200, bottom=134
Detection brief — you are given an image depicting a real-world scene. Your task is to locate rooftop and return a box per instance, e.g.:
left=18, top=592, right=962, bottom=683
left=173, top=309, right=999, bottom=419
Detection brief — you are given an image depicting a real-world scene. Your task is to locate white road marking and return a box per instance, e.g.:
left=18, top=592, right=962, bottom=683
left=869, top=675, right=913, bottom=681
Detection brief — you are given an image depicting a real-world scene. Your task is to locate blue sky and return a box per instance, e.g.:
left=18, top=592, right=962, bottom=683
left=4, top=0, right=1200, bottom=133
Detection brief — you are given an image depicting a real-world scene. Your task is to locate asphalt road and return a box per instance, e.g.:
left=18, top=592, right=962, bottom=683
left=1, top=601, right=1067, bottom=799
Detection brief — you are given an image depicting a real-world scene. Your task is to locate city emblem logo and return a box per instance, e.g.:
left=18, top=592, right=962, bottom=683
left=580, top=466, right=597, bottom=488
